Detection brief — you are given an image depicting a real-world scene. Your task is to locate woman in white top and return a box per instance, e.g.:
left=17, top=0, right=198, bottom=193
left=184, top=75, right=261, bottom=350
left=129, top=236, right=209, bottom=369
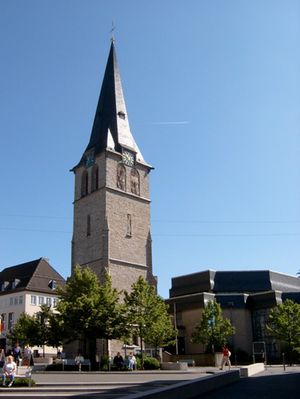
left=74, top=352, right=84, bottom=371
left=128, top=352, right=136, bottom=371
left=2, top=355, right=17, bottom=387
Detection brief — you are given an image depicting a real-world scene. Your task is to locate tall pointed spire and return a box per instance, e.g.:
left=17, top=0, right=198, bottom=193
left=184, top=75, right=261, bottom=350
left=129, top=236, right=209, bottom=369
left=83, top=41, right=145, bottom=164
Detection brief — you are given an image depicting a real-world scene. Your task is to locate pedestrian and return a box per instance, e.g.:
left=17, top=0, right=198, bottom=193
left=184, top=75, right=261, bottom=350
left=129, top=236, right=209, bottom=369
left=113, top=352, right=124, bottom=370
left=2, top=355, right=17, bottom=387
left=127, top=352, right=136, bottom=371
left=0, top=347, right=5, bottom=368
left=75, top=352, right=84, bottom=372
left=57, top=348, right=62, bottom=359
left=12, top=343, right=21, bottom=366
left=220, top=345, right=231, bottom=370
left=23, top=345, right=32, bottom=366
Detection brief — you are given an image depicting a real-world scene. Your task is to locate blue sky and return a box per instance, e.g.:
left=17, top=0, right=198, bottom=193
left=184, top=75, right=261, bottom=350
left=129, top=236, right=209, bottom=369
left=1, top=0, right=300, bottom=298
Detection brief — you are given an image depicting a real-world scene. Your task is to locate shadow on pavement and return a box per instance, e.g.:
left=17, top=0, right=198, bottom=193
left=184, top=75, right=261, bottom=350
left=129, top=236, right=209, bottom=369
left=62, top=379, right=190, bottom=399
left=200, top=371, right=300, bottom=399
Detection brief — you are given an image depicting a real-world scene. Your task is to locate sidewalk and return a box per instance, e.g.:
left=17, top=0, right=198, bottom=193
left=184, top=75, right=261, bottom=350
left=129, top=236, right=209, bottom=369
left=0, top=366, right=297, bottom=399
left=0, top=367, right=240, bottom=398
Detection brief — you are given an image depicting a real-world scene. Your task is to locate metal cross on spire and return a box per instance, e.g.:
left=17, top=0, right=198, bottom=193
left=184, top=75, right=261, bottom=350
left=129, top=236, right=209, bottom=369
left=110, top=21, right=116, bottom=43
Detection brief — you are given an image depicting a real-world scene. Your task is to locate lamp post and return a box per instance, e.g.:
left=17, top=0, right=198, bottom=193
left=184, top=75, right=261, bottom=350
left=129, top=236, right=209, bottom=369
left=173, top=302, right=178, bottom=355
left=228, top=301, right=236, bottom=365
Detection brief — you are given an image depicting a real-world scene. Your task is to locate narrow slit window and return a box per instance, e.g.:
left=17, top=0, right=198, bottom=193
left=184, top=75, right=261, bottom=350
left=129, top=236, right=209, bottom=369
left=81, top=170, right=89, bottom=197
left=87, top=215, right=91, bottom=236
left=92, top=164, right=99, bottom=191
left=126, top=214, right=132, bottom=237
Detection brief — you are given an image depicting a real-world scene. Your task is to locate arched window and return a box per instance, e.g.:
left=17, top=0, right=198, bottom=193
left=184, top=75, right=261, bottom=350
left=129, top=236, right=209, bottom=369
left=117, top=164, right=126, bottom=191
left=81, top=170, right=89, bottom=197
left=130, top=169, right=140, bottom=196
left=91, top=164, right=99, bottom=192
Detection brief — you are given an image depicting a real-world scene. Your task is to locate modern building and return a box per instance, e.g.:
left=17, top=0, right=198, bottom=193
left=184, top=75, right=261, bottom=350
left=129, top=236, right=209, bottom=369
left=70, top=40, right=156, bottom=292
left=0, top=258, right=65, bottom=353
left=166, top=269, right=300, bottom=361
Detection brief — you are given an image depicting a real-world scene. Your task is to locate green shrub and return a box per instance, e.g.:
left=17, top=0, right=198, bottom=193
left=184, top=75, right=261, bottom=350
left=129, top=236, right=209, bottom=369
left=12, top=378, right=36, bottom=387
left=135, top=356, right=141, bottom=370
left=143, top=356, right=160, bottom=370
left=100, top=355, right=110, bottom=371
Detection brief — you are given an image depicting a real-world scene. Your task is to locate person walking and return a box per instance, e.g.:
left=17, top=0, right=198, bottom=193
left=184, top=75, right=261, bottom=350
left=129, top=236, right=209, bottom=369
left=0, top=347, right=5, bottom=369
left=220, top=345, right=231, bottom=370
left=23, top=345, right=32, bottom=366
left=12, top=343, right=21, bottom=366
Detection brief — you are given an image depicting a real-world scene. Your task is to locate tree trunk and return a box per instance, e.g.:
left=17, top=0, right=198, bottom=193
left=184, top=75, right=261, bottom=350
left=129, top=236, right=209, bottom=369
left=140, top=327, right=144, bottom=370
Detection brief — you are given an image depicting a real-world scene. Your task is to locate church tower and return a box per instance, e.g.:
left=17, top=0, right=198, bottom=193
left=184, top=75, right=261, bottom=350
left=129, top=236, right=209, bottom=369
left=71, top=41, right=156, bottom=291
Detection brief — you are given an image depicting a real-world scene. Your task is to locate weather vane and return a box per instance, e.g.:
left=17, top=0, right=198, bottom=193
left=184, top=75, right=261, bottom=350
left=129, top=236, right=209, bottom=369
left=110, top=21, right=116, bottom=42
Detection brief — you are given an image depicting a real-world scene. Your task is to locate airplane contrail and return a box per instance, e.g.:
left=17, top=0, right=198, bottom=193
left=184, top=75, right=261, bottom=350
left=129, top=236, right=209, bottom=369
left=150, top=121, right=189, bottom=125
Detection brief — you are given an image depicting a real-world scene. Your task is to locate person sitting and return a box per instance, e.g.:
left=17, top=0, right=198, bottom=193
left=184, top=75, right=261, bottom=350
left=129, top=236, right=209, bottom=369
left=113, top=352, right=124, bottom=370
left=127, top=352, right=136, bottom=371
left=74, top=352, right=84, bottom=372
left=2, top=356, right=17, bottom=387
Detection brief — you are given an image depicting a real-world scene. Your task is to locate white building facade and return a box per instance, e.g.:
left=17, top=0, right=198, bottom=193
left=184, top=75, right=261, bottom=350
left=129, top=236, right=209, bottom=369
left=0, top=258, right=65, bottom=354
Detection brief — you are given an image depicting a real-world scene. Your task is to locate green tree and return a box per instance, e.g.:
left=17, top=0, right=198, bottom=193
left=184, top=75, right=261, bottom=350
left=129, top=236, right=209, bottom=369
left=56, top=265, right=123, bottom=359
left=94, top=273, right=126, bottom=340
left=266, top=299, right=300, bottom=363
left=191, top=300, right=235, bottom=352
left=35, top=304, right=54, bottom=357
left=47, top=312, right=64, bottom=349
left=7, top=312, right=40, bottom=347
left=143, top=301, right=176, bottom=359
left=8, top=305, right=61, bottom=356
left=124, top=277, right=175, bottom=368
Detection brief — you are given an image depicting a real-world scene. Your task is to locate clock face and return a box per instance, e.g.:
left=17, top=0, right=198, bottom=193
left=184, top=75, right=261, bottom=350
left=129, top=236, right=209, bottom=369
left=122, top=151, right=135, bottom=167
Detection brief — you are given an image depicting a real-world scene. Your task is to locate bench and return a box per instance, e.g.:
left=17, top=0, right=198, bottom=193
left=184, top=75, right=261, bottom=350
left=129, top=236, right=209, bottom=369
left=61, top=358, right=91, bottom=371
left=14, top=366, right=32, bottom=387
left=240, top=363, right=265, bottom=377
left=1, top=365, right=32, bottom=387
left=161, top=362, right=188, bottom=371
left=177, top=359, right=195, bottom=367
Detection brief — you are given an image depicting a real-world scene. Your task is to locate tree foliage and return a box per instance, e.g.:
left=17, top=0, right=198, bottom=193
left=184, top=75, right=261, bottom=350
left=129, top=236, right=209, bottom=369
left=8, top=305, right=60, bottom=356
left=191, top=300, right=235, bottom=352
left=56, top=266, right=124, bottom=357
left=7, top=312, right=40, bottom=347
left=56, top=265, right=102, bottom=342
left=124, top=277, right=175, bottom=367
left=143, top=299, right=175, bottom=354
left=9, top=269, right=177, bottom=366
left=267, top=299, right=300, bottom=358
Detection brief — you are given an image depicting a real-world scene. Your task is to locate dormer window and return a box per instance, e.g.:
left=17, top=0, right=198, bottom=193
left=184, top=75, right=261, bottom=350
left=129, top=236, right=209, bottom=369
left=11, top=279, right=20, bottom=290
left=1, top=281, right=9, bottom=291
left=48, top=280, right=57, bottom=290
left=117, top=111, right=126, bottom=120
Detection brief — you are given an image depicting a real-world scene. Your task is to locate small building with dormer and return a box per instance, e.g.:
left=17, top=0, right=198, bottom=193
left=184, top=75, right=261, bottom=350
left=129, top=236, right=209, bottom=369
left=0, top=257, right=65, bottom=352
